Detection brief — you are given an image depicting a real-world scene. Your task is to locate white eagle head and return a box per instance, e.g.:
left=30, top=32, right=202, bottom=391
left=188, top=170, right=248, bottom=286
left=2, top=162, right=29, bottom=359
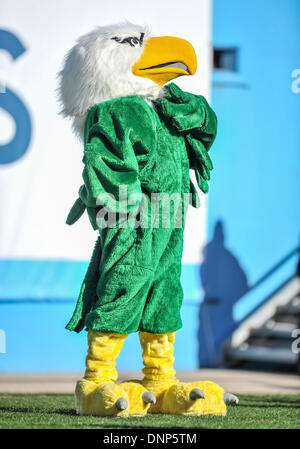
left=57, top=21, right=197, bottom=137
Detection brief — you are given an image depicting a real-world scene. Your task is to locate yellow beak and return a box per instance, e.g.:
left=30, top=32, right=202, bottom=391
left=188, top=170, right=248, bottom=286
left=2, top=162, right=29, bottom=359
left=132, top=36, right=197, bottom=85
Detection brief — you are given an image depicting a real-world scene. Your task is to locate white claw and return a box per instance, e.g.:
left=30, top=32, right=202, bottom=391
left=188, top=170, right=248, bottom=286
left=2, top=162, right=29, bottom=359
left=115, top=397, right=128, bottom=411
left=190, top=388, right=205, bottom=401
left=223, top=393, right=239, bottom=405
left=142, top=392, right=156, bottom=405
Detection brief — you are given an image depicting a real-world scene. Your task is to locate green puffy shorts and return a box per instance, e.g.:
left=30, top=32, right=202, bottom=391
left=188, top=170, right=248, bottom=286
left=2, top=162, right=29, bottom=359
left=66, top=223, right=184, bottom=334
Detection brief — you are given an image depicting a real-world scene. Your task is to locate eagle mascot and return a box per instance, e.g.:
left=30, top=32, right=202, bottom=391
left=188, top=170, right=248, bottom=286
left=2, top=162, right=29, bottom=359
left=58, top=22, right=238, bottom=417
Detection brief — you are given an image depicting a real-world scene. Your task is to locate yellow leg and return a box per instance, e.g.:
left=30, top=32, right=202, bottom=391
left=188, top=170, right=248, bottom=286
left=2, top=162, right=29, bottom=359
left=84, top=330, right=125, bottom=383
left=138, top=332, right=178, bottom=413
left=75, top=330, right=128, bottom=416
left=139, top=331, right=227, bottom=415
left=76, top=330, right=154, bottom=417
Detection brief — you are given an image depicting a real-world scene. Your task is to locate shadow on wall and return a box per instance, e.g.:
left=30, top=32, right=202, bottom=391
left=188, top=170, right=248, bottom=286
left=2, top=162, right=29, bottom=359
left=198, top=220, right=249, bottom=367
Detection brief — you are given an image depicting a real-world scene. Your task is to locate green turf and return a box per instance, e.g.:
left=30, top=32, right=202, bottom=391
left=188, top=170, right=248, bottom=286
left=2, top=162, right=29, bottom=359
left=0, top=393, right=299, bottom=429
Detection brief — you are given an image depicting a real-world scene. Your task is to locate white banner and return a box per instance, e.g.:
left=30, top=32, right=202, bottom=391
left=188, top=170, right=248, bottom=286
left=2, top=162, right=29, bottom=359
left=0, top=0, right=211, bottom=267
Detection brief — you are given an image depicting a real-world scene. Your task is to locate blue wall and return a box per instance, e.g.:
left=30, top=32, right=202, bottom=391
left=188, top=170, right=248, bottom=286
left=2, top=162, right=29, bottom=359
left=0, top=261, right=202, bottom=372
left=200, top=0, right=300, bottom=365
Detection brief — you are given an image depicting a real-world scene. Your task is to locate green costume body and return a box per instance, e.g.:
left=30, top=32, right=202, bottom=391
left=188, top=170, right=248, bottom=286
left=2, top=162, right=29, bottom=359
left=66, top=83, right=217, bottom=335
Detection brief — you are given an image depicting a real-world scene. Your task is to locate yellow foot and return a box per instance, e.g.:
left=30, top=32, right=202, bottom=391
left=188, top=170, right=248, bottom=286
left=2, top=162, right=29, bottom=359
left=142, top=380, right=229, bottom=415
left=120, top=381, right=156, bottom=416
left=75, top=379, right=156, bottom=417
left=75, top=379, right=130, bottom=417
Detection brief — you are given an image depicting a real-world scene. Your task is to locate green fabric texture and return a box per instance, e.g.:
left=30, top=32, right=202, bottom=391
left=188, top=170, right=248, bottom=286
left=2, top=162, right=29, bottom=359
left=66, top=82, right=217, bottom=334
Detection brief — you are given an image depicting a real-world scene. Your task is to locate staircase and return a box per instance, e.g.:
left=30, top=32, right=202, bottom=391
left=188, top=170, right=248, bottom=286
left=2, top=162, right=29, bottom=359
left=223, top=265, right=300, bottom=373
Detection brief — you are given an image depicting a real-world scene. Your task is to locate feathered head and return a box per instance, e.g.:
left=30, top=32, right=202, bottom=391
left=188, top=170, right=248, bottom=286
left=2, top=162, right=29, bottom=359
left=57, top=21, right=197, bottom=137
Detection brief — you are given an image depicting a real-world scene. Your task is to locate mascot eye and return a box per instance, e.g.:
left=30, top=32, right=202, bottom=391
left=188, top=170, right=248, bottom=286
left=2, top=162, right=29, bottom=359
left=111, top=33, right=144, bottom=48
left=129, top=37, right=140, bottom=47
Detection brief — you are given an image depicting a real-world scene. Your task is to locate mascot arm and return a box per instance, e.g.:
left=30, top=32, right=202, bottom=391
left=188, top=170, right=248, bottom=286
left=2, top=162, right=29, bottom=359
left=158, top=83, right=217, bottom=202
left=67, top=99, right=156, bottom=229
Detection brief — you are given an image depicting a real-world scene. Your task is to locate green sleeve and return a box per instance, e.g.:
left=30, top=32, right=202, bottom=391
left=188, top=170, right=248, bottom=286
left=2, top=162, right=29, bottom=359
left=158, top=83, right=217, bottom=197
left=185, top=96, right=217, bottom=195
left=67, top=97, right=157, bottom=229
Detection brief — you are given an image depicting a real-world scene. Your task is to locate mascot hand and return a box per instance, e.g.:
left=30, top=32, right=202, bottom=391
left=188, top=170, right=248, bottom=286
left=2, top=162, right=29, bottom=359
left=156, top=83, right=206, bottom=132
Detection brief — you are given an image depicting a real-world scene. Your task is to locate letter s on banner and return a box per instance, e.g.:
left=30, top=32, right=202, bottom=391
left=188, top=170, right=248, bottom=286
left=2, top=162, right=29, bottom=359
left=0, top=29, right=31, bottom=164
